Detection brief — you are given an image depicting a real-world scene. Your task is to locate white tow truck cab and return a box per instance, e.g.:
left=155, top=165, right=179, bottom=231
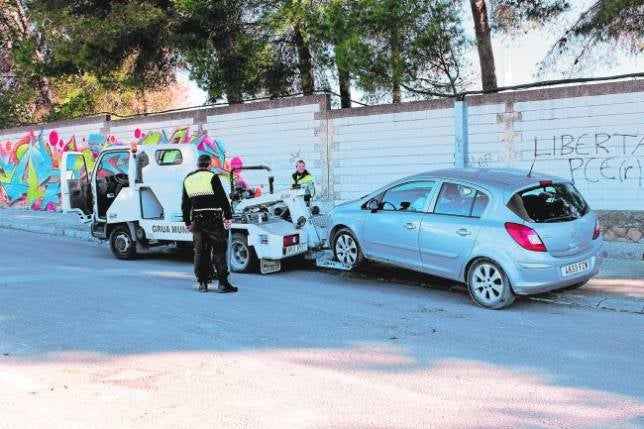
left=60, top=143, right=328, bottom=273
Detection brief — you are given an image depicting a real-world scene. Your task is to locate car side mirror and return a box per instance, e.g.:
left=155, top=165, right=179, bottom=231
left=366, top=199, right=380, bottom=212
left=399, top=201, right=411, bottom=210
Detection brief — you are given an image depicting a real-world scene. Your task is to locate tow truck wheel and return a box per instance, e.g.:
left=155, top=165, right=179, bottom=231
left=333, top=228, right=363, bottom=270
left=109, top=225, right=137, bottom=260
left=230, top=233, right=258, bottom=273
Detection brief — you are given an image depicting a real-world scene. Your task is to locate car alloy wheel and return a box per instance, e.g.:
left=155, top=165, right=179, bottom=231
left=333, top=228, right=363, bottom=269
left=468, top=259, right=515, bottom=309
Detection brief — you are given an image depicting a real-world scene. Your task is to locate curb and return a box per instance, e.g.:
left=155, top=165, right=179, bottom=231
left=529, top=294, right=644, bottom=314
left=0, top=222, right=97, bottom=242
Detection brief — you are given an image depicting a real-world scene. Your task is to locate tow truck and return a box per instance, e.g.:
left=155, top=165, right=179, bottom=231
left=60, top=143, right=340, bottom=274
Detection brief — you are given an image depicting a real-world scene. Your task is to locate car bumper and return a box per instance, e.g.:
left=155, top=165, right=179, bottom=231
left=509, top=249, right=604, bottom=296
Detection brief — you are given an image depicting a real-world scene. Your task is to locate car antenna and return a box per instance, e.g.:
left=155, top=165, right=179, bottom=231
left=527, top=138, right=537, bottom=178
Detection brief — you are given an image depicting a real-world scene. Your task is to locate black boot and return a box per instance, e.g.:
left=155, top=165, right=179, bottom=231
left=198, top=281, right=208, bottom=293
left=215, top=280, right=238, bottom=293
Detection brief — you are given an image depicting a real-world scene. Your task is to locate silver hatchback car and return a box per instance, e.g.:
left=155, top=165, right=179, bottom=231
left=327, top=168, right=603, bottom=309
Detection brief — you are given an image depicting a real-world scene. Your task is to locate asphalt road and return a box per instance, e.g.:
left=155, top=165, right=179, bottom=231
left=0, top=229, right=642, bottom=429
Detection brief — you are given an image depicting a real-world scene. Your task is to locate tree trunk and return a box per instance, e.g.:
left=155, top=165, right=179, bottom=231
left=5, top=0, right=53, bottom=118
left=470, top=0, right=497, bottom=90
left=335, top=47, right=351, bottom=108
left=217, top=31, right=243, bottom=104
left=391, top=26, right=402, bottom=104
left=293, top=23, right=315, bottom=96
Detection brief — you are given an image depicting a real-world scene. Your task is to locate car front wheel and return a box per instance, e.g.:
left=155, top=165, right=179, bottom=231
left=467, top=259, right=515, bottom=309
left=333, top=228, right=363, bottom=270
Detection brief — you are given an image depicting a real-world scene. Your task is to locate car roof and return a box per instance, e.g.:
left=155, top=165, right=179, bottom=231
left=411, top=167, right=570, bottom=192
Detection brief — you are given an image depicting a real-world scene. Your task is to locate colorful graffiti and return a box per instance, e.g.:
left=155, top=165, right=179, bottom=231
left=0, top=126, right=235, bottom=211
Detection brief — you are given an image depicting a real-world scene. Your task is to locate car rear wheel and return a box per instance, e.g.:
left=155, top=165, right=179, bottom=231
left=333, top=228, right=363, bottom=270
left=467, top=259, right=515, bottom=309
left=109, top=225, right=137, bottom=260
left=230, top=233, right=258, bottom=273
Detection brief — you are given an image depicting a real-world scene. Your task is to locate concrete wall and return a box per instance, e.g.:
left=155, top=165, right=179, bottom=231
left=1, top=79, right=642, bottom=242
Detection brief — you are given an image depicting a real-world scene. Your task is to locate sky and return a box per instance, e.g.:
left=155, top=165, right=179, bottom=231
left=178, top=0, right=643, bottom=108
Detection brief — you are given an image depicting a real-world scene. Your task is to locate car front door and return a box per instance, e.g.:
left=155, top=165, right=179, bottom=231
left=420, top=181, right=490, bottom=279
left=362, top=181, right=436, bottom=269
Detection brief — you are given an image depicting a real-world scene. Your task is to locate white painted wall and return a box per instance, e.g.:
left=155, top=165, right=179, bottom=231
left=2, top=85, right=643, bottom=214
left=203, top=104, right=323, bottom=196
left=329, top=108, right=455, bottom=203
left=468, top=92, right=644, bottom=210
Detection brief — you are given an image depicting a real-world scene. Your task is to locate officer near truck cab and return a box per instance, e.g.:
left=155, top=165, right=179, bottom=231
left=181, top=154, right=237, bottom=293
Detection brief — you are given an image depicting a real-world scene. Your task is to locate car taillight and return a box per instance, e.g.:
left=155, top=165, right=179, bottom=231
left=592, top=219, right=601, bottom=240
left=283, top=234, right=299, bottom=246
left=505, top=222, right=547, bottom=252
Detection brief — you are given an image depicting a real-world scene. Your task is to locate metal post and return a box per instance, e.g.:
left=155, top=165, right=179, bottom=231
left=454, top=97, right=468, bottom=168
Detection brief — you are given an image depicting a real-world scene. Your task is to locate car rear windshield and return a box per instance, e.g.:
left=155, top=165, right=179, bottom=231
left=507, top=183, right=590, bottom=223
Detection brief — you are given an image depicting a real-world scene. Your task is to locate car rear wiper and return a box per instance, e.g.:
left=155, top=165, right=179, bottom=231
left=543, top=215, right=578, bottom=223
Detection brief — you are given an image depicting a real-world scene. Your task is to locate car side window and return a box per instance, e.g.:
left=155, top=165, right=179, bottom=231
left=379, top=181, right=435, bottom=212
left=470, top=191, right=490, bottom=217
left=434, top=182, right=484, bottom=217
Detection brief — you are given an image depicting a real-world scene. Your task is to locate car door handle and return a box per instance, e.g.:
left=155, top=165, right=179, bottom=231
left=404, top=222, right=417, bottom=230
left=107, top=193, right=115, bottom=198
left=456, top=228, right=471, bottom=236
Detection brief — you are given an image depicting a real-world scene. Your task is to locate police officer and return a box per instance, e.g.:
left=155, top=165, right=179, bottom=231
left=182, top=154, right=237, bottom=293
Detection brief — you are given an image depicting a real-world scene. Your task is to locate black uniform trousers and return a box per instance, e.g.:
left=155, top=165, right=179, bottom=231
left=192, top=213, right=229, bottom=283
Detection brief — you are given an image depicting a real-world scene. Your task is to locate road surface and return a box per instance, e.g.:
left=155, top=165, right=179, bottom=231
left=0, top=230, right=642, bottom=428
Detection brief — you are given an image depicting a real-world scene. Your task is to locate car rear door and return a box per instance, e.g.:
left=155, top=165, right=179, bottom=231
left=362, top=181, right=436, bottom=269
left=419, top=181, right=490, bottom=279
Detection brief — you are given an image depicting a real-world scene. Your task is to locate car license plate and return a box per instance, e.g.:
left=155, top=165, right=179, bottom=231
left=284, top=243, right=306, bottom=256
left=260, top=259, right=281, bottom=274
left=561, top=260, right=590, bottom=277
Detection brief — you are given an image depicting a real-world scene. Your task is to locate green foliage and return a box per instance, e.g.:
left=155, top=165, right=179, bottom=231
left=0, top=85, right=33, bottom=128
left=539, top=0, right=643, bottom=73
left=489, top=0, right=570, bottom=32
left=23, top=0, right=177, bottom=91
left=325, top=0, right=466, bottom=102
left=172, top=0, right=268, bottom=103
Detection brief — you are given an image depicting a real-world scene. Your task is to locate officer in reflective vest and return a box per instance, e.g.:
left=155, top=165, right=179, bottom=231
left=181, top=154, right=237, bottom=293
left=291, top=159, right=315, bottom=204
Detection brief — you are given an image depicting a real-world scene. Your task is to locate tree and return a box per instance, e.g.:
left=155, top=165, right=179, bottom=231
left=332, top=0, right=465, bottom=103
left=542, top=0, right=643, bottom=72
left=1, top=0, right=53, bottom=119
left=257, top=0, right=321, bottom=96
left=467, top=0, right=570, bottom=90
left=172, top=0, right=268, bottom=103
left=22, top=0, right=178, bottom=110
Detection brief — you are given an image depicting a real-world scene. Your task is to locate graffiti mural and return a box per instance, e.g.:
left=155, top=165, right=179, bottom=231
left=0, top=130, right=104, bottom=211
left=0, top=126, right=237, bottom=211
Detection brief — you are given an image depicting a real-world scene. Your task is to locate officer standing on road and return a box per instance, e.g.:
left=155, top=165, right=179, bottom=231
left=182, top=154, right=238, bottom=293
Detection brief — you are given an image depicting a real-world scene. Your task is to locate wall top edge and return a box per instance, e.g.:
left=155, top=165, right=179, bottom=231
left=0, top=114, right=109, bottom=137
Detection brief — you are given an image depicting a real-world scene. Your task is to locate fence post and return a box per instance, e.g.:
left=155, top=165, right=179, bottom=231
left=454, top=97, right=468, bottom=168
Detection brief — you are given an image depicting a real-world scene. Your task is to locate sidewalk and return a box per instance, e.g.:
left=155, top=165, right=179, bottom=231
left=1, top=208, right=642, bottom=314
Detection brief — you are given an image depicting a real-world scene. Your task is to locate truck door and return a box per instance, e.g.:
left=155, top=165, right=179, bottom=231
left=60, top=152, right=93, bottom=221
